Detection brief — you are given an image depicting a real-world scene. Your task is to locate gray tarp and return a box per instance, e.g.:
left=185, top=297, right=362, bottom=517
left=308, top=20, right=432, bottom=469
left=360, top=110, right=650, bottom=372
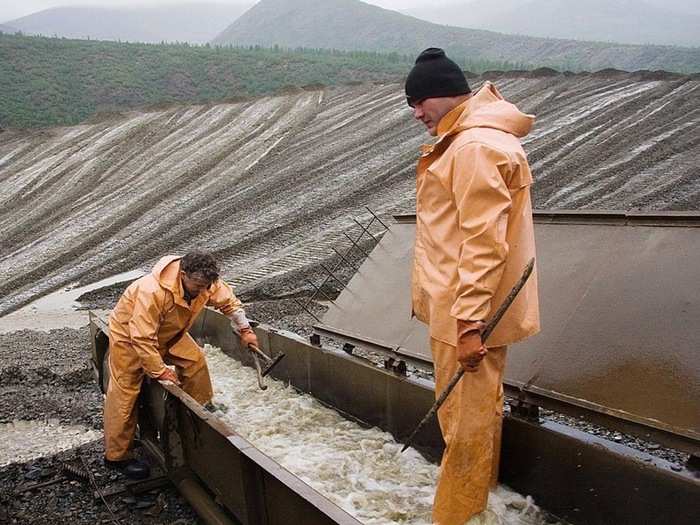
left=317, top=212, right=700, bottom=447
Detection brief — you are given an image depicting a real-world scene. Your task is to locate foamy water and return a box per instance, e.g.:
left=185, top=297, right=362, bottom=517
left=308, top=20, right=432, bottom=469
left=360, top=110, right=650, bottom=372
left=205, top=345, right=559, bottom=525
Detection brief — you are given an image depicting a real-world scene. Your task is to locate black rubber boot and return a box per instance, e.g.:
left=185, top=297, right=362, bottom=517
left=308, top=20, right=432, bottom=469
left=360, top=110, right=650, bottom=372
left=104, top=457, right=151, bottom=480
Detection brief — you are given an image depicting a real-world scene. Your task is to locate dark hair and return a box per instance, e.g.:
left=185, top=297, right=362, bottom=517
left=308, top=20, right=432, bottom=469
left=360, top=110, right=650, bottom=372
left=181, top=251, right=220, bottom=283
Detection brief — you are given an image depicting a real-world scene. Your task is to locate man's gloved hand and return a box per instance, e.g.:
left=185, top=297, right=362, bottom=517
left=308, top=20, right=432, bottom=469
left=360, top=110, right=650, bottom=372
left=157, top=367, right=181, bottom=385
left=239, top=326, right=258, bottom=349
left=457, top=320, right=487, bottom=373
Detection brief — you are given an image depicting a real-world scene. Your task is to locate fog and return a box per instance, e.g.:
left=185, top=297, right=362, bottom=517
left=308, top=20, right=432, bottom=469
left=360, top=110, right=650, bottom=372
left=4, top=0, right=699, bottom=24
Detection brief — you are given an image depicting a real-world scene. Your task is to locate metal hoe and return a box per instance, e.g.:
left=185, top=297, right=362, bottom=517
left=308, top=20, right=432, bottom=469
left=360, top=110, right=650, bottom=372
left=249, top=343, right=286, bottom=390
left=401, top=258, right=535, bottom=453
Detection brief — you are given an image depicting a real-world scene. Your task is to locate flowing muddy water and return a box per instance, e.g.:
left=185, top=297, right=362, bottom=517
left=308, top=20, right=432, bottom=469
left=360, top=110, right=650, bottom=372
left=0, top=420, right=102, bottom=467
left=205, top=345, right=560, bottom=525
left=0, top=270, right=143, bottom=333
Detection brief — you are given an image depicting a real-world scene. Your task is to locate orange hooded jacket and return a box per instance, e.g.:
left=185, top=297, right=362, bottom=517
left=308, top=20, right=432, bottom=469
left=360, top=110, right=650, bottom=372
left=412, top=82, right=540, bottom=348
left=108, top=255, right=243, bottom=378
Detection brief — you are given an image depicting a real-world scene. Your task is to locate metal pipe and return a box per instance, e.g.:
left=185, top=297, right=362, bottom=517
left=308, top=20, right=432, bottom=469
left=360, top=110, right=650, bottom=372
left=176, top=476, right=238, bottom=525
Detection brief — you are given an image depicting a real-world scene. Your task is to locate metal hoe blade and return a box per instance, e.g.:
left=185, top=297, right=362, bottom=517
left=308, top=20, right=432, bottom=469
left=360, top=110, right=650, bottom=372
left=249, top=344, right=286, bottom=389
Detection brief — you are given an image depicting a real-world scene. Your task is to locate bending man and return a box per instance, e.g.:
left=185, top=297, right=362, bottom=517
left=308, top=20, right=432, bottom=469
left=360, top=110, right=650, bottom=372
left=405, top=48, right=540, bottom=524
left=104, top=251, right=257, bottom=479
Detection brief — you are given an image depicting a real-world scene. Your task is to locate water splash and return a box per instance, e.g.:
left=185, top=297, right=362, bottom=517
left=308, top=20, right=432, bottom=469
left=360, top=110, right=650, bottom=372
left=205, top=345, right=561, bottom=525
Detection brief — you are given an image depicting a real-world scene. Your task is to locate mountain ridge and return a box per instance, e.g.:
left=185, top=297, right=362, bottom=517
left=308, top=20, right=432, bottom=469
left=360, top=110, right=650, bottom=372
left=405, top=0, right=700, bottom=47
left=6, top=3, right=254, bottom=44
left=213, top=0, right=700, bottom=73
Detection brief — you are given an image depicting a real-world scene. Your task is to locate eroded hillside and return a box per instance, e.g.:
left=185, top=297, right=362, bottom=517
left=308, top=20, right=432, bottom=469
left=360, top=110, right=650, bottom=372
left=0, top=74, right=698, bottom=315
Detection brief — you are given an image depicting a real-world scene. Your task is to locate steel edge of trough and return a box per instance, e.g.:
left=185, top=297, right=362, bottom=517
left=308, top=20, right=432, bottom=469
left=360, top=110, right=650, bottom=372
left=89, top=311, right=362, bottom=525
left=222, top=316, right=700, bottom=525
left=90, top=311, right=700, bottom=525
left=393, top=210, right=700, bottom=227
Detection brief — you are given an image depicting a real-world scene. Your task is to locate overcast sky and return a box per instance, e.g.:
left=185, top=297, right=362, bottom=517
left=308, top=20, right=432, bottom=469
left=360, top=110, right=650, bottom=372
left=2, top=0, right=697, bottom=24
left=1, top=1, right=436, bottom=23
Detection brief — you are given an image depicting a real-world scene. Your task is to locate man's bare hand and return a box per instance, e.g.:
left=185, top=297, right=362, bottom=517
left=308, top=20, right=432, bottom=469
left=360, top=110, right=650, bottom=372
left=157, top=368, right=180, bottom=385
left=457, top=320, right=487, bottom=373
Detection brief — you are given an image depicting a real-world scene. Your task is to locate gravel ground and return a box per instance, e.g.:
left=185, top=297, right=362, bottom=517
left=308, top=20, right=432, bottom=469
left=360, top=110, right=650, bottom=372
left=0, top=440, right=199, bottom=525
left=0, top=328, right=102, bottom=428
left=0, top=328, right=199, bottom=524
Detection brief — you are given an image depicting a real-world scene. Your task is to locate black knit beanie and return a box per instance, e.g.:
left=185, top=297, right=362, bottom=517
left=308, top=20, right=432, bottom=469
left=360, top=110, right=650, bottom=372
left=405, top=48, right=471, bottom=106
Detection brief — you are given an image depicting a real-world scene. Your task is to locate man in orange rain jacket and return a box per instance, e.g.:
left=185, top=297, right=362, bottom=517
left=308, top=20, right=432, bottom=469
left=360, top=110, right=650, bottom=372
left=405, top=48, right=540, bottom=524
left=104, top=251, right=258, bottom=479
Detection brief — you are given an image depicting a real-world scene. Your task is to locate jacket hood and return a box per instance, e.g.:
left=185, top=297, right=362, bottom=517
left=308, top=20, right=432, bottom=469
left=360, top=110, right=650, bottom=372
left=151, top=255, right=183, bottom=294
left=437, top=81, right=534, bottom=139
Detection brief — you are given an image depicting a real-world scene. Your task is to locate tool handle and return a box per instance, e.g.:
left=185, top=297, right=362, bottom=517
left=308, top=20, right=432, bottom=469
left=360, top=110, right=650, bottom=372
left=249, top=343, right=272, bottom=363
left=401, top=258, right=535, bottom=453
left=251, top=352, right=268, bottom=390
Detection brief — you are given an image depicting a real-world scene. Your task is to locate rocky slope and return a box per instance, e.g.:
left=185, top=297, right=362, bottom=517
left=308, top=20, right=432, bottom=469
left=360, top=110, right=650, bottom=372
left=0, top=74, right=698, bottom=316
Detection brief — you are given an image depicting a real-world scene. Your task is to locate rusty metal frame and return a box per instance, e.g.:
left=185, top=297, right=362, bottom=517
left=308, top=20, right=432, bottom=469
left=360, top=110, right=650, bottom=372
left=188, top=310, right=700, bottom=525
left=88, top=312, right=362, bottom=525
left=90, top=310, right=700, bottom=525
left=393, top=210, right=700, bottom=226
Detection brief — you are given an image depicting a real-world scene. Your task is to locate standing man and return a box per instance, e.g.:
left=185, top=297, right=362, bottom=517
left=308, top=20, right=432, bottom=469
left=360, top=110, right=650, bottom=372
left=406, top=48, right=540, bottom=524
left=104, top=251, right=258, bottom=479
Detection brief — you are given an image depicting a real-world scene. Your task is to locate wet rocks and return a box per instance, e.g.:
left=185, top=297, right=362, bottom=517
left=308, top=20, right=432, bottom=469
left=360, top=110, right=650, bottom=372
left=0, top=441, right=199, bottom=525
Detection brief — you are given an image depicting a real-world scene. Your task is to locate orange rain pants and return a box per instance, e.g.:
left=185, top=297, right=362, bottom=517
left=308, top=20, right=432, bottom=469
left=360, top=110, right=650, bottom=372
left=103, top=332, right=213, bottom=461
left=431, top=338, right=507, bottom=525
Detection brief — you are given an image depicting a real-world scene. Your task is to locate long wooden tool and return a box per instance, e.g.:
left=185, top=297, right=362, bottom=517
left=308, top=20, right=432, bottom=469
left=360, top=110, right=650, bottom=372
left=401, top=258, right=535, bottom=453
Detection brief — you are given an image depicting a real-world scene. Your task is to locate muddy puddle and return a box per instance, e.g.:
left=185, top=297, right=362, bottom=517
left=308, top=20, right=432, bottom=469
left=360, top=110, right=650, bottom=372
left=0, top=420, right=102, bottom=467
left=205, top=345, right=561, bottom=525
left=0, top=270, right=142, bottom=333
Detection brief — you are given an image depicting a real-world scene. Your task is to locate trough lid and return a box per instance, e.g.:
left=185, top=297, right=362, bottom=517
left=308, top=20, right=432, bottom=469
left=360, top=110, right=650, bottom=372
left=316, top=211, right=700, bottom=451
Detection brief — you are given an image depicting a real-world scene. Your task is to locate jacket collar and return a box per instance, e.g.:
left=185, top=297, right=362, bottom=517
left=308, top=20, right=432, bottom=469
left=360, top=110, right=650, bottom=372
left=420, top=82, right=504, bottom=157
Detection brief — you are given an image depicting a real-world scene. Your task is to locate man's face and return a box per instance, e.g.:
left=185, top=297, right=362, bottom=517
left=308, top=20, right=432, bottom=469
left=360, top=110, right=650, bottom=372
left=410, top=97, right=460, bottom=136
left=180, top=271, right=212, bottom=298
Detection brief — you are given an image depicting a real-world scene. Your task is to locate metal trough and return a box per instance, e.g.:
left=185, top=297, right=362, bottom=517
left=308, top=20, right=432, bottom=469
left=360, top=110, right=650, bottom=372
left=89, top=308, right=699, bottom=525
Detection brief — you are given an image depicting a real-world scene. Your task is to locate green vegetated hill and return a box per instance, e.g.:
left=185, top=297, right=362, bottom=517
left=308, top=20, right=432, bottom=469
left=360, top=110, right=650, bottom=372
left=4, top=3, right=254, bottom=44
left=0, top=33, right=508, bottom=129
left=213, top=0, right=700, bottom=73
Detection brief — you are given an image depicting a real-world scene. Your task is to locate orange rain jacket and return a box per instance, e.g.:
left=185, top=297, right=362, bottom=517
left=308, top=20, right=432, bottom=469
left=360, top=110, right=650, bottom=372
left=412, top=82, right=540, bottom=348
left=108, top=255, right=243, bottom=378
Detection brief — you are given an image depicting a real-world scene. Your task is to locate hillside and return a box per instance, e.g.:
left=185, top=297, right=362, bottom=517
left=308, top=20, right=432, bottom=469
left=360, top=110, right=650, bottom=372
left=406, top=0, right=700, bottom=47
left=213, top=0, right=700, bottom=73
left=0, top=33, right=418, bottom=128
left=6, top=3, right=253, bottom=44
left=1, top=75, right=697, bottom=315
left=0, top=24, right=16, bottom=33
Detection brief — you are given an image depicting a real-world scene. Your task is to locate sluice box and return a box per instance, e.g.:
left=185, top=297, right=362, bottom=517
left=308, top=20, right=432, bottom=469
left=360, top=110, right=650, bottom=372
left=88, top=211, right=700, bottom=525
